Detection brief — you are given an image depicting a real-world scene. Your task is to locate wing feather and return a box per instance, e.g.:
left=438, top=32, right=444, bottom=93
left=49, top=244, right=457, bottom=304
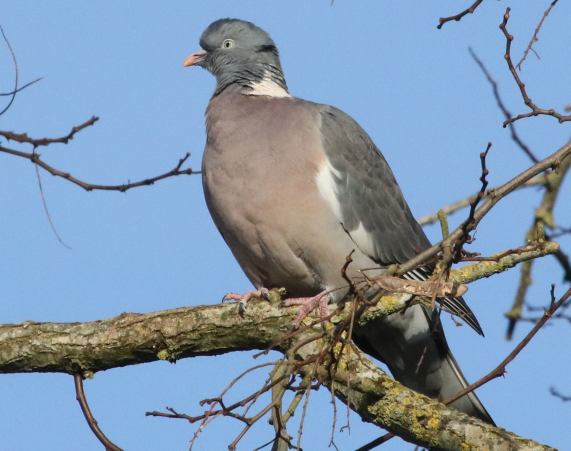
left=318, top=106, right=483, bottom=335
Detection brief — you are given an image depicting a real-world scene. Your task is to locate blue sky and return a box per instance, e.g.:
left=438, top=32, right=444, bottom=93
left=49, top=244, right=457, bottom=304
left=1, top=1, right=570, bottom=450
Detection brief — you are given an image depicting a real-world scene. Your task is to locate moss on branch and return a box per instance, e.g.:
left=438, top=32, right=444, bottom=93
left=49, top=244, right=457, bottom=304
left=0, top=242, right=558, bottom=450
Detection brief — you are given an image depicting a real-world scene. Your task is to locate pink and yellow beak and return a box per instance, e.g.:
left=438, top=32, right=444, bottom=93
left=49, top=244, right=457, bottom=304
left=183, top=50, right=207, bottom=67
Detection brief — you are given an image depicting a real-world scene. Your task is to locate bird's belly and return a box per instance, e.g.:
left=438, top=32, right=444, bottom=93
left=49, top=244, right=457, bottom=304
left=203, top=153, right=378, bottom=297
left=202, top=158, right=321, bottom=295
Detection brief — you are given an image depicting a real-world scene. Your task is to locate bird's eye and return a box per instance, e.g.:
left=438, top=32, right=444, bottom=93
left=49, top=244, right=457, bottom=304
left=222, top=39, right=234, bottom=49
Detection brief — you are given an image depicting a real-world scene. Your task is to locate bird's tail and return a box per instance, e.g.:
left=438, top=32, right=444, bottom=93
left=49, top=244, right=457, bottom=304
left=353, top=303, right=494, bottom=425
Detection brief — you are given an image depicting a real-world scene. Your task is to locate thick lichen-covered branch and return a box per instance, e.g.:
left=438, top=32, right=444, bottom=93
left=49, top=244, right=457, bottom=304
left=0, top=241, right=557, bottom=374
left=0, top=244, right=559, bottom=449
left=312, top=345, right=553, bottom=451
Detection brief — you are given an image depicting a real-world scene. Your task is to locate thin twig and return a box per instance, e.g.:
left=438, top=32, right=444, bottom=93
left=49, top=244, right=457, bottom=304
left=452, top=143, right=491, bottom=262
left=516, top=0, right=559, bottom=71
left=268, top=361, right=293, bottom=451
left=0, top=77, right=42, bottom=96
left=0, top=145, right=197, bottom=192
left=296, top=370, right=314, bottom=450
left=469, top=47, right=538, bottom=163
left=0, top=116, right=99, bottom=147
left=550, top=386, right=571, bottom=402
left=74, top=374, right=123, bottom=451
left=500, top=7, right=571, bottom=126
left=0, top=24, right=19, bottom=117
left=552, top=248, right=571, bottom=283
left=445, top=286, right=571, bottom=406
left=437, top=0, right=484, bottom=29
left=549, top=226, right=571, bottom=239
left=505, top=147, right=571, bottom=338
left=506, top=259, right=534, bottom=341
left=417, top=175, right=545, bottom=226
left=397, top=140, right=571, bottom=276
left=354, top=431, right=394, bottom=451
left=229, top=399, right=282, bottom=451
left=34, top=160, right=72, bottom=249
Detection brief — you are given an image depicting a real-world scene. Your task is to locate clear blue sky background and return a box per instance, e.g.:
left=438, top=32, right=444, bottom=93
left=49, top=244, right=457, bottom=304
left=1, top=1, right=570, bottom=450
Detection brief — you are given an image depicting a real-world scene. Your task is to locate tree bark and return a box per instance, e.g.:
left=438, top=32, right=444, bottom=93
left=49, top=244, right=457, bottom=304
left=0, top=244, right=558, bottom=450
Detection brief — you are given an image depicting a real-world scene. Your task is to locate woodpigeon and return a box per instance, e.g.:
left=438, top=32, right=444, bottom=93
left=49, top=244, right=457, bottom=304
left=184, top=18, right=493, bottom=424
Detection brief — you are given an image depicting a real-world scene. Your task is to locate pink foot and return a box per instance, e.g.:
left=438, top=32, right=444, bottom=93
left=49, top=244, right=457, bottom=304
left=222, top=288, right=271, bottom=314
left=283, top=291, right=331, bottom=328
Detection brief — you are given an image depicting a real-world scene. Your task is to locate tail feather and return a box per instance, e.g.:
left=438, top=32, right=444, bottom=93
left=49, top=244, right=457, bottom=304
left=353, top=303, right=494, bottom=425
left=443, top=345, right=495, bottom=424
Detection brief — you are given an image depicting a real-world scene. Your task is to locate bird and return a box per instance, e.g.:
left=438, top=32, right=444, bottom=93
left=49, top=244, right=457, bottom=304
left=184, top=18, right=494, bottom=424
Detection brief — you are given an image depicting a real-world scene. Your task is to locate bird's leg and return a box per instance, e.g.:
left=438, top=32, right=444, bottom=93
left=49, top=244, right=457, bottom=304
left=283, top=291, right=331, bottom=328
left=222, top=287, right=271, bottom=314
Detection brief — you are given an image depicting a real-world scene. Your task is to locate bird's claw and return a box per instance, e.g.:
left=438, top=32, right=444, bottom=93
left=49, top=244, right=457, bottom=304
left=283, top=291, right=331, bottom=329
left=221, top=288, right=272, bottom=315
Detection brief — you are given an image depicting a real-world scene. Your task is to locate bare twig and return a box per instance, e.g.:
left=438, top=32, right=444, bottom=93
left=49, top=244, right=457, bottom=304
left=549, top=226, right=571, bottom=239
left=34, top=161, right=72, bottom=249
left=500, top=8, right=571, bottom=126
left=505, top=258, right=534, bottom=340
left=0, top=77, right=42, bottom=96
left=0, top=145, right=197, bottom=192
left=516, top=0, right=559, bottom=71
left=355, top=431, right=394, bottom=451
left=296, top=369, right=314, bottom=450
left=437, top=209, right=449, bottom=239
left=268, top=361, right=293, bottom=451
left=459, top=242, right=551, bottom=263
left=74, top=374, right=123, bottom=451
left=469, top=47, right=538, bottom=163
left=148, top=360, right=293, bottom=451
left=505, top=146, right=571, bottom=338
left=451, top=143, right=491, bottom=262
left=0, top=24, right=19, bottom=117
left=0, top=116, right=99, bottom=147
left=397, top=140, right=571, bottom=276
left=552, top=248, right=571, bottom=283
left=550, top=386, right=571, bottom=402
left=446, top=287, right=571, bottom=406
left=0, top=117, right=101, bottom=247
left=417, top=175, right=546, bottom=226
left=437, top=0, right=484, bottom=29
left=522, top=288, right=571, bottom=324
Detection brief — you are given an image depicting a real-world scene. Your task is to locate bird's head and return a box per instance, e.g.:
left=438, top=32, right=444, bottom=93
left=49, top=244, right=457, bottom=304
left=184, top=19, right=289, bottom=97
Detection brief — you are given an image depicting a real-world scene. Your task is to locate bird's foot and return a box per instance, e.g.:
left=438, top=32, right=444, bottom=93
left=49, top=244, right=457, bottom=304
left=283, top=291, right=331, bottom=328
left=222, top=288, right=271, bottom=315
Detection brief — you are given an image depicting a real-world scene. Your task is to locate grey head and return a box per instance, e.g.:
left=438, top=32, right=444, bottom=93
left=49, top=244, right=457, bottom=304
left=183, top=19, right=289, bottom=97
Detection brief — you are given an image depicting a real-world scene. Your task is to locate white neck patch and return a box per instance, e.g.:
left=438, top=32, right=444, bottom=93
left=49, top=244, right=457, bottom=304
left=247, top=74, right=291, bottom=98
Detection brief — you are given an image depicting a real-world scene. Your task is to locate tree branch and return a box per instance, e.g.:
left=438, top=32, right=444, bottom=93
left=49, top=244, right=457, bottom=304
left=500, top=7, right=571, bottom=126
left=0, top=244, right=559, bottom=448
left=322, top=345, right=553, bottom=451
left=0, top=240, right=558, bottom=374
left=516, top=0, right=559, bottom=71
left=0, top=144, right=197, bottom=192
left=437, top=0, right=484, bottom=29
left=505, top=145, right=571, bottom=338
left=0, top=289, right=555, bottom=450
left=0, top=116, right=99, bottom=147
left=396, top=140, right=571, bottom=277
left=74, top=374, right=123, bottom=451
left=469, top=47, right=538, bottom=163
left=417, top=175, right=546, bottom=226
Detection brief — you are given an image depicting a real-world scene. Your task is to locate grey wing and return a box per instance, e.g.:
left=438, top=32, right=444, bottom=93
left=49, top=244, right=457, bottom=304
left=318, top=106, right=483, bottom=335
